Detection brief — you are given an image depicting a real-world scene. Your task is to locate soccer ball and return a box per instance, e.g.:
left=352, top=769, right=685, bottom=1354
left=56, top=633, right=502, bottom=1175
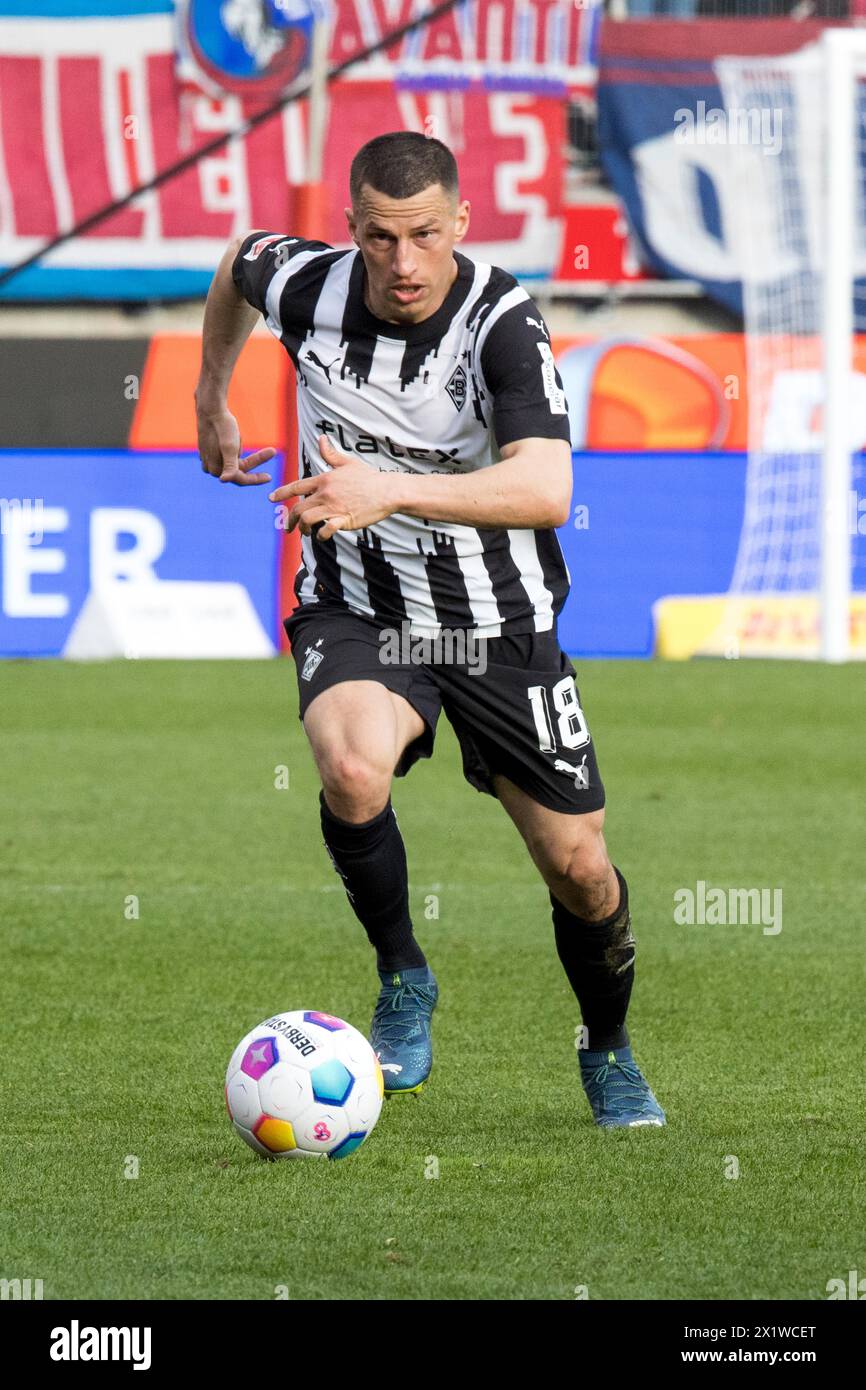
left=225, top=1010, right=384, bottom=1160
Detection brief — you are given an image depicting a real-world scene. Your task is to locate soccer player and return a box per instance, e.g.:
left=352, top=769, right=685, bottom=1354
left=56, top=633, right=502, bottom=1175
left=196, top=132, right=665, bottom=1128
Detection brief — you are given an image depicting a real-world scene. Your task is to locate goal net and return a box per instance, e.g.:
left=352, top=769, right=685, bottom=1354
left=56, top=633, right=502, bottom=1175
left=704, top=30, right=866, bottom=660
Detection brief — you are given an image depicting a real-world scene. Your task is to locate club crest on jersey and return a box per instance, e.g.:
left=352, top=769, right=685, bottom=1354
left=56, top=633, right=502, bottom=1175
left=301, top=645, right=324, bottom=681
left=445, top=364, right=468, bottom=412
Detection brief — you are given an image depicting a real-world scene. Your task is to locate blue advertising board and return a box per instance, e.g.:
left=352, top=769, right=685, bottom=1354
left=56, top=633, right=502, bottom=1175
left=0, top=450, right=281, bottom=657
left=557, top=450, right=744, bottom=658
left=0, top=448, right=747, bottom=660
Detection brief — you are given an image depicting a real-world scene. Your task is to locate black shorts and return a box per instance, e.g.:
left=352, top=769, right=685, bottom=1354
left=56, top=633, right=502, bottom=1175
left=284, top=606, right=605, bottom=815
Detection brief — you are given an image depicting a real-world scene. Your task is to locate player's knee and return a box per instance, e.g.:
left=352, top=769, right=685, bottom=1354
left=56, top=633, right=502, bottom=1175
left=319, top=750, right=391, bottom=818
left=547, top=834, right=610, bottom=900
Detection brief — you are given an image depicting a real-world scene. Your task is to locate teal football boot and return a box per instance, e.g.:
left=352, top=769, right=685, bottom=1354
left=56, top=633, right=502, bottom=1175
left=579, top=1044, right=666, bottom=1128
left=370, top=965, right=438, bottom=1095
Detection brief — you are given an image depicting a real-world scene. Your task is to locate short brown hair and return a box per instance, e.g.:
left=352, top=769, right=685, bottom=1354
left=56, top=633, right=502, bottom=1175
left=350, top=131, right=458, bottom=205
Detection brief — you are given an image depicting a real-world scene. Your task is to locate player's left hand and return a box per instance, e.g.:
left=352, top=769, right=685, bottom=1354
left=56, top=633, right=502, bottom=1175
left=268, top=435, right=398, bottom=541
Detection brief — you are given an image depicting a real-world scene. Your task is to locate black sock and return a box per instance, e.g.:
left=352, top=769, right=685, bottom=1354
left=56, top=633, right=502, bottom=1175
left=550, top=867, right=635, bottom=1053
left=319, top=791, right=426, bottom=974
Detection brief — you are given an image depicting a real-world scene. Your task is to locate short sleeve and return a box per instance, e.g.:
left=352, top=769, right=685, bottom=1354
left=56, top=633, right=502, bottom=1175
left=479, top=300, right=571, bottom=449
left=231, top=231, right=332, bottom=314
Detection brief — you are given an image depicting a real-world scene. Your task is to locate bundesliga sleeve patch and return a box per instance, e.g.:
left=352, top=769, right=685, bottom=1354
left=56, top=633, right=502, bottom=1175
left=243, top=234, right=300, bottom=261
left=536, top=341, right=568, bottom=415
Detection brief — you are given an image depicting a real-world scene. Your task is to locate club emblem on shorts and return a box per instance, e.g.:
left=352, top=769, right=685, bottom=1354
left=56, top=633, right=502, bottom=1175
left=445, top=363, right=467, bottom=412
left=301, top=644, right=324, bottom=681
left=554, top=754, right=589, bottom=790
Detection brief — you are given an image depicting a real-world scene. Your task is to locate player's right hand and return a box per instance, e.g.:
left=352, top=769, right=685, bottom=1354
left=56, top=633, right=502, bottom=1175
left=196, top=405, right=276, bottom=486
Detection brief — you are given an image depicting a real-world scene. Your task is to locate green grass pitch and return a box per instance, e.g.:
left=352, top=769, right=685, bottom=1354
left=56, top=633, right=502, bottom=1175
left=1, top=657, right=863, bottom=1301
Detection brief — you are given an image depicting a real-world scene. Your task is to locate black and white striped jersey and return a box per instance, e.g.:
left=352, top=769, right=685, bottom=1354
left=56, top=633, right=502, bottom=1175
left=233, top=231, right=572, bottom=637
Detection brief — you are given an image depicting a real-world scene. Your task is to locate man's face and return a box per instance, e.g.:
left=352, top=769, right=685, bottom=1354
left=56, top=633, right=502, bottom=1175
left=346, top=182, right=470, bottom=325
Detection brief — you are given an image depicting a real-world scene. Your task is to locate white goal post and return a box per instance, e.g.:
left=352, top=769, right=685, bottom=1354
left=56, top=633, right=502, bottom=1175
left=822, top=29, right=857, bottom=662
left=709, top=28, right=866, bottom=661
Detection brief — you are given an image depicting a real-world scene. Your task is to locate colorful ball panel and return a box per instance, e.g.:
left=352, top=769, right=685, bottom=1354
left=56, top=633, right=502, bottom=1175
left=253, top=1115, right=298, bottom=1154
left=240, top=1036, right=279, bottom=1080
left=329, top=1132, right=368, bottom=1161
left=303, top=1010, right=348, bottom=1032
left=310, top=1058, right=354, bottom=1106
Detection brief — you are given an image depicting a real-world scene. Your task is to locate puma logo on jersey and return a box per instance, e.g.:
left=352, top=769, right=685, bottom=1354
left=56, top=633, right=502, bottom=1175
left=304, top=350, right=342, bottom=384
left=526, top=316, right=549, bottom=338
left=554, top=755, right=589, bottom=789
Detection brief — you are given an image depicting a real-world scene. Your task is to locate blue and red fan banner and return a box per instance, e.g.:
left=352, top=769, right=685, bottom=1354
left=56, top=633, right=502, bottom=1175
left=596, top=18, right=846, bottom=315
left=0, top=0, right=598, bottom=299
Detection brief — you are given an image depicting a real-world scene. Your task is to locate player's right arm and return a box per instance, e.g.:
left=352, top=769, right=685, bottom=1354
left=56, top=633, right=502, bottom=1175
left=195, top=232, right=276, bottom=486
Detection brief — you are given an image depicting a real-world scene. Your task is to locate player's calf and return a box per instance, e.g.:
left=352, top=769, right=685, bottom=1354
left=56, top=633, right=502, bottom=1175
left=493, top=778, right=663, bottom=1122
left=550, top=867, right=635, bottom=1053
left=550, top=872, right=665, bottom=1128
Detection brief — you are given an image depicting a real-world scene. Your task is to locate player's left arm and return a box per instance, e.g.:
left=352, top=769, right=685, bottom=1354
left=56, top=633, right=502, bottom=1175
left=382, top=435, right=572, bottom=529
